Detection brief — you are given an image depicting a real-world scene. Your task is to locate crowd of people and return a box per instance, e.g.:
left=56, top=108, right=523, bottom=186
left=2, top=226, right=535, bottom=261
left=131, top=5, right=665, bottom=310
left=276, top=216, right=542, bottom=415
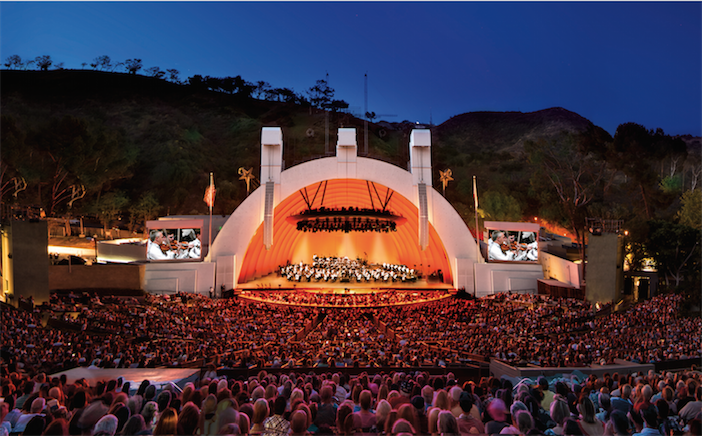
left=279, top=257, right=418, bottom=284
left=239, top=291, right=450, bottom=308
left=1, top=291, right=699, bottom=382
left=1, top=362, right=701, bottom=436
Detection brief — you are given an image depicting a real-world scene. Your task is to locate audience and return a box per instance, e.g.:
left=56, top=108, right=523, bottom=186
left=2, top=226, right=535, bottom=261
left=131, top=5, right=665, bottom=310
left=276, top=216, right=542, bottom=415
left=2, top=289, right=701, bottom=435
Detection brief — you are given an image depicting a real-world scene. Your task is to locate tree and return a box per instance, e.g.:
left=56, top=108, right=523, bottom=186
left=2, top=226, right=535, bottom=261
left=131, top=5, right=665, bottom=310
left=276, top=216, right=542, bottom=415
left=91, top=55, right=112, bottom=71
left=646, top=220, right=700, bottom=289
left=95, top=191, right=129, bottom=235
left=233, top=76, right=254, bottom=98
left=124, top=58, right=143, bottom=74
left=307, top=78, right=334, bottom=109
left=610, top=123, right=687, bottom=218
left=481, top=190, right=522, bottom=222
left=145, top=66, right=165, bottom=78
left=188, top=74, right=206, bottom=90
left=526, top=132, right=613, bottom=265
left=4, top=55, right=23, bottom=69
left=254, top=81, right=271, bottom=99
left=129, top=192, right=160, bottom=232
left=676, top=189, right=702, bottom=230
left=202, top=75, right=222, bottom=92
left=81, top=62, right=87, bottom=69
left=277, top=88, right=297, bottom=103
left=329, top=99, right=349, bottom=112
left=166, top=68, right=180, bottom=83
left=34, top=55, right=53, bottom=71
left=365, top=111, right=377, bottom=123
left=25, top=116, right=138, bottom=215
left=53, top=62, right=64, bottom=70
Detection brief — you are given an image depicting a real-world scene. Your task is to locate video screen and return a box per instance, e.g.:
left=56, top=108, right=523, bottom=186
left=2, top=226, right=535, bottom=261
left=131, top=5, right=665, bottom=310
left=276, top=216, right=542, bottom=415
left=147, top=228, right=202, bottom=261
left=487, top=229, right=538, bottom=262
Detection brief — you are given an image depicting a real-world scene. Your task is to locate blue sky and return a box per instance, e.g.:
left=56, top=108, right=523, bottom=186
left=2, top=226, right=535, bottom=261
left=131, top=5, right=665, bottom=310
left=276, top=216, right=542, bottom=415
left=1, top=1, right=700, bottom=136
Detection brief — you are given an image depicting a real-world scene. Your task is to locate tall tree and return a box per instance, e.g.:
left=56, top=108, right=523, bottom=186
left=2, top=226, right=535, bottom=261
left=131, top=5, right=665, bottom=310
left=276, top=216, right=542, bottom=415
left=307, top=78, right=334, bottom=109
left=526, top=132, right=613, bottom=265
left=481, top=190, right=522, bottom=222
left=646, top=220, right=700, bottom=289
left=91, top=55, right=112, bottom=71
left=34, top=55, right=53, bottom=71
left=166, top=68, right=180, bottom=83
left=145, top=66, right=165, bottom=78
left=254, top=81, right=271, bottom=99
left=128, top=192, right=161, bottom=232
left=3, top=55, right=23, bottom=69
left=609, top=123, right=687, bottom=218
left=676, top=189, right=702, bottom=230
left=124, top=58, right=143, bottom=74
left=95, top=191, right=129, bottom=235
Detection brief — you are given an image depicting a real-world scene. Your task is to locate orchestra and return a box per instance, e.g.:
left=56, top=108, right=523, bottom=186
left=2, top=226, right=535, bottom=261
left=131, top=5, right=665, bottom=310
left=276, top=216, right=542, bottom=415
left=279, top=255, right=418, bottom=283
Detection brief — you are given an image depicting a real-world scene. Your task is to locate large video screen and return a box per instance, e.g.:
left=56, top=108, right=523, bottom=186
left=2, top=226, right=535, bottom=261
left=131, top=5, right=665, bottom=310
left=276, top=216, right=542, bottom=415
left=486, top=229, right=538, bottom=262
left=146, top=227, right=202, bottom=261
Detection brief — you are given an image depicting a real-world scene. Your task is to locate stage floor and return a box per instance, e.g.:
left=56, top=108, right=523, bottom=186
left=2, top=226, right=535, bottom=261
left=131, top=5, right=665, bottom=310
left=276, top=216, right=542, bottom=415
left=238, top=272, right=454, bottom=293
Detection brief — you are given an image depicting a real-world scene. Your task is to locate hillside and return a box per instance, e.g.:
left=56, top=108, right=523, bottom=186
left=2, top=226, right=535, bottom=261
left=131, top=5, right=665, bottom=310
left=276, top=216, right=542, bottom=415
left=0, top=70, right=614, bottom=220
left=434, top=107, right=598, bottom=154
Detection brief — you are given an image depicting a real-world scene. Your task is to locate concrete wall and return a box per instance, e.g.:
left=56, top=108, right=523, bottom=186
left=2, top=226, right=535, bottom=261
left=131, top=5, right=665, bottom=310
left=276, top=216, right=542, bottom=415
left=586, top=233, right=622, bottom=303
left=5, top=220, right=51, bottom=304
left=144, top=262, right=216, bottom=295
left=474, top=263, right=544, bottom=297
left=540, top=251, right=581, bottom=288
left=49, top=264, right=144, bottom=291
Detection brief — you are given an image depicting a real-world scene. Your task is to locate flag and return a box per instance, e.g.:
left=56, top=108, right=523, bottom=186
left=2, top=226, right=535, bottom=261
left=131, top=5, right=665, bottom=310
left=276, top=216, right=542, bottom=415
left=204, top=173, right=216, bottom=208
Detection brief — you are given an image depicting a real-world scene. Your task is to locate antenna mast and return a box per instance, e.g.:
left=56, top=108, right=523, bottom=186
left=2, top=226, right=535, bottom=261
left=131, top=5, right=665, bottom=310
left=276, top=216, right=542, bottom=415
left=364, top=73, right=368, bottom=156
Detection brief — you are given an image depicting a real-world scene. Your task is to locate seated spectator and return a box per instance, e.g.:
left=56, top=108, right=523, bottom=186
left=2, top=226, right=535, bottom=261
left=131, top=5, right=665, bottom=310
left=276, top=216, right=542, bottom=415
left=438, top=411, right=459, bottom=436
left=633, top=405, right=662, bottom=436
left=153, top=407, right=177, bottom=436
left=263, top=396, right=290, bottom=436
left=351, top=390, right=376, bottom=432
left=289, top=410, right=309, bottom=436
left=484, top=398, right=510, bottom=435
left=94, top=414, right=119, bottom=436
left=250, top=399, right=269, bottom=435
left=678, top=385, right=702, bottom=423
left=577, top=397, right=604, bottom=436
left=456, top=391, right=484, bottom=435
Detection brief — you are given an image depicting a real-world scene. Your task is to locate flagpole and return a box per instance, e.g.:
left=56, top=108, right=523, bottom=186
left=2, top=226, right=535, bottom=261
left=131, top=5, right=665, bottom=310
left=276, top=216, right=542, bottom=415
left=473, top=175, right=480, bottom=260
left=208, top=172, right=213, bottom=261
left=473, top=175, right=480, bottom=298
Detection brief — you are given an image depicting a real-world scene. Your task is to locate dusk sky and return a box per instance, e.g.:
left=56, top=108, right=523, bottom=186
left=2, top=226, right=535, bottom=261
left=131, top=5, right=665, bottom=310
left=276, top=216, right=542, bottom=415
left=1, top=1, right=701, bottom=136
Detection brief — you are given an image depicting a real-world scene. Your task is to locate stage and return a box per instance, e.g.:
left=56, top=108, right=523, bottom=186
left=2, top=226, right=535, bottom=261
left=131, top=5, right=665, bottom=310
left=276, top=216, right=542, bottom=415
left=237, top=272, right=454, bottom=294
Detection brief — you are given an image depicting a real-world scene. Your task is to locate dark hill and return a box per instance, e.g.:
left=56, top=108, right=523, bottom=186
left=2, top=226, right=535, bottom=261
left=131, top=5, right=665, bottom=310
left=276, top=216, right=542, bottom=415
left=1, top=69, right=610, bottom=218
left=433, top=107, right=601, bottom=155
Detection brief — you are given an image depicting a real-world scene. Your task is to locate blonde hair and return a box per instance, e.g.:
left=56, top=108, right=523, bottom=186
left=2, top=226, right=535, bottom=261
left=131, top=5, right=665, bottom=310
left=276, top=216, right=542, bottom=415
left=154, top=407, right=178, bottom=435
left=252, top=398, right=269, bottom=425
left=434, top=389, right=450, bottom=410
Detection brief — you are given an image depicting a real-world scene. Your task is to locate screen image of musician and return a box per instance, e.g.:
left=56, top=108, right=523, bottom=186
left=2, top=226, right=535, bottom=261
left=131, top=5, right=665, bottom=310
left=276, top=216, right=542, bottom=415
left=147, top=228, right=202, bottom=261
left=487, top=230, right=538, bottom=262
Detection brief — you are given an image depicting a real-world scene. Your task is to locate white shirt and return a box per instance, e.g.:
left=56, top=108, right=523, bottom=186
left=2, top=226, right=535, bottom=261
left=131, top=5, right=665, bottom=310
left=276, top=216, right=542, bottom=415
left=147, top=240, right=174, bottom=260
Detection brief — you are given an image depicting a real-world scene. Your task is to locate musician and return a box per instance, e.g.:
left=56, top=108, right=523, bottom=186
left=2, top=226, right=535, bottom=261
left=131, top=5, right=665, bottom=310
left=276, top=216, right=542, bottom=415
left=488, top=231, right=527, bottom=261
left=521, top=231, right=539, bottom=261
left=147, top=229, right=175, bottom=260
left=182, top=229, right=201, bottom=259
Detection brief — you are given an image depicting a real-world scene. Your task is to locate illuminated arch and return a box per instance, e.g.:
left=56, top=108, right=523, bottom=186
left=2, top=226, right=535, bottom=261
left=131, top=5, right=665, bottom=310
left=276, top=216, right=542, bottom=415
left=209, top=128, right=480, bottom=293
left=238, top=179, right=452, bottom=284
